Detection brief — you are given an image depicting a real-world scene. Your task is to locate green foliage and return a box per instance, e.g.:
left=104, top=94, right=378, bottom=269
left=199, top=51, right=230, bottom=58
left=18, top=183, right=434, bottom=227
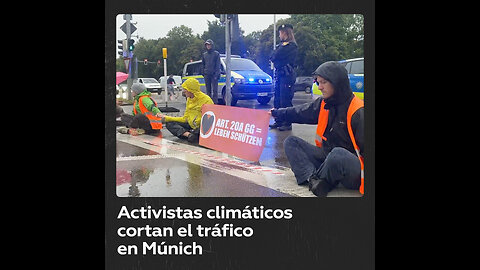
left=116, top=14, right=364, bottom=77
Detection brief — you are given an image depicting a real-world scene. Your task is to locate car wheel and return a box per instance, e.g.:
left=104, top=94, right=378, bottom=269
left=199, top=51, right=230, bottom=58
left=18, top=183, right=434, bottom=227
left=217, top=87, right=226, bottom=105
left=305, top=86, right=311, bottom=93
left=230, top=97, right=238, bottom=106
left=257, top=96, right=271, bottom=105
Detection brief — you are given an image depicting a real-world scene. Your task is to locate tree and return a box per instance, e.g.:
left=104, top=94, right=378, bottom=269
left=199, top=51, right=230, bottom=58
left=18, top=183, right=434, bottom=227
left=132, top=26, right=205, bottom=78
left=248, top=14, right=364, bottom=76
left=163, top=26, right=198, bottom=76
left=116, top=15, right=364, bottom=78
left=290, top=14, right=364, bottom=62
left=201, top=20, right=225, bottom=54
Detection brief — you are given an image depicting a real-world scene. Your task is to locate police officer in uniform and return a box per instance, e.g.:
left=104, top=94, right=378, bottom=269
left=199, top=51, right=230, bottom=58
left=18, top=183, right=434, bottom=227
left=269, top=24, right=298, bottom=131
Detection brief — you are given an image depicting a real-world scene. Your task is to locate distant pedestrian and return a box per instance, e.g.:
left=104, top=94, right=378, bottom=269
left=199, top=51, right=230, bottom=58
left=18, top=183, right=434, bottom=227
left=157, top=78, right=213, bottom=143
left=201, top=39, right=221, bottom=104
left=118, top=83, right=163, bottom=135
left=270, top=61, right=364, bottom=197
left=167, top=74, right=177, bottom=100
left=269, top=24, right=298, bottom=131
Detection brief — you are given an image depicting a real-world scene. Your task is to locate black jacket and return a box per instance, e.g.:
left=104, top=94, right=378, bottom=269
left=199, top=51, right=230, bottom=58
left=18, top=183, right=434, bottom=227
left=270, top=41, right=297, bottom=69
left=270, top=41, right=297, bottom=83
left=201, top=40, right=221, bottom=77
left=272, top=61, right=364, bottom=157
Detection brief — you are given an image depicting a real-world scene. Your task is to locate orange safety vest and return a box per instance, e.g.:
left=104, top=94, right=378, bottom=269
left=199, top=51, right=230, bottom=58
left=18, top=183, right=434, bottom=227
left=133, top=96, right=163, bottom=130
left=314, top=96, right=364, bottom=194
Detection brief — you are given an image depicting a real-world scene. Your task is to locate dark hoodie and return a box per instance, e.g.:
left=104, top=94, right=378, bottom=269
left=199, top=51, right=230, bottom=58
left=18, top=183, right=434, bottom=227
left=272, top=61, right=364, bottom=156
left=201, top=39, right=221, bottom=77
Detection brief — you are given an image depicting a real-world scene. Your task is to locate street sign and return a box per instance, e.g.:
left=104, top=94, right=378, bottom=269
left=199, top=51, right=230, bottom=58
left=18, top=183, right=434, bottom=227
left=120, top=22, right=137, bottom=34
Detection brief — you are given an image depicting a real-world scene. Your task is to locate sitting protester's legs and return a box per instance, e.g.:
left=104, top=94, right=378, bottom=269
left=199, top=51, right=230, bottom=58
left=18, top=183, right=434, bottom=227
left=129, top=114, right=155, bottom=134
left=119, top=114, right=152, bottom=135
left=283, top=135, right=327, bottom=185
left=310, top=147, right=361, bottom=196
left=166, top=122, right=200, bottom=143
left=166, top=122, right=193, bottom=138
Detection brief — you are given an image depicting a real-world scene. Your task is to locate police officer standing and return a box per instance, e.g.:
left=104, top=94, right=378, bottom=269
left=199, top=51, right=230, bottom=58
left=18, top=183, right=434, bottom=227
left=201, top=39, right=221, bottom=104
left=269, top=24, right=298, bottom=131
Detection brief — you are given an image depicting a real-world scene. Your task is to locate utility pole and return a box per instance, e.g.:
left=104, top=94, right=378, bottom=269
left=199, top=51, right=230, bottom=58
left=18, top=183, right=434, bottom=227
left=224, top=15, right=232, bottom=106
left=272, top=14, right=276, bottom=90
left=134, top=55, right=138, bottom=79
left=158, top=48, right=179, bottom=113
left=162, top=48, right=168, bottom=104
left=124, top=14, right=133, bottom=100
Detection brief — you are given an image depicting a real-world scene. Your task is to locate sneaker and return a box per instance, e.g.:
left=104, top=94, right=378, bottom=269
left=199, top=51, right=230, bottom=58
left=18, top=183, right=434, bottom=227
left=278, top=124, right=292, bottom=131
left=269, top=122, right=281, bottom=129
left=129, top=128, right=145, bottom=136
left=308, top=175, right=333, bottom=197
left=187, top=133, right=199, bottom=143
left=117, top=127, right=129, bottom=134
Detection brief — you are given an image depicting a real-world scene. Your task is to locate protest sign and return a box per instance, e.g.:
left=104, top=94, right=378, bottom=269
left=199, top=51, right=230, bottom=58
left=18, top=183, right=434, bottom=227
left=199, top=104, right=270, bottom=162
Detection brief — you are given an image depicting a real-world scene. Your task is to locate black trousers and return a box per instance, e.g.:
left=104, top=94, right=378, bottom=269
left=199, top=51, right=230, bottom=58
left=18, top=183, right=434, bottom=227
left=165, top=122, right=199, bottom=139
left=204, top=74, right=219, bottom=104
left=120, top=113, right=156, bottom=134
left=283, top=135, right=361, bottom=190
left=273, top=76, right=294, bottom=125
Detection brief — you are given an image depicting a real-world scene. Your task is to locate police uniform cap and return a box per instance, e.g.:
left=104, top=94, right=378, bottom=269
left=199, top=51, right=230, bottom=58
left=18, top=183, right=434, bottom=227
left=278, top=24, right=293, bottom=31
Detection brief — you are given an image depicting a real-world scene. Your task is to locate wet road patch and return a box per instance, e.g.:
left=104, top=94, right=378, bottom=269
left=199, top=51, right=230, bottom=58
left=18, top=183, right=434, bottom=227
left=116, top=157, right=293, bottom=197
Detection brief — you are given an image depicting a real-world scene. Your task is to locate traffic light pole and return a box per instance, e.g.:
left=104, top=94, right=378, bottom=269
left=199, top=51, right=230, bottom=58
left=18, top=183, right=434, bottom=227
left=158, top=48, right=179, bottom=113
left=124, top=14, right=133, bottom=100
left=163, top=58, right=168, bottom=104
left=224, top=16, right=232, bottom=106
left=273, top=14, right=276, bottom=90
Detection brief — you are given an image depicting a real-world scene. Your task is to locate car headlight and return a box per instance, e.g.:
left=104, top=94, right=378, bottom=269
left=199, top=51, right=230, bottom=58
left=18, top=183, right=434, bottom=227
left=234, top=78, right=245, bottom=84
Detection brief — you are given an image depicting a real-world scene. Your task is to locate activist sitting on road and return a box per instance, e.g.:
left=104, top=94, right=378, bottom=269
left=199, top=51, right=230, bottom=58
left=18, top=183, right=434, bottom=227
left=158, top=78, right=213, bottom=143
left=270, top=61, right=364, bottom=197
left=118, top=83, right=163, bottom=136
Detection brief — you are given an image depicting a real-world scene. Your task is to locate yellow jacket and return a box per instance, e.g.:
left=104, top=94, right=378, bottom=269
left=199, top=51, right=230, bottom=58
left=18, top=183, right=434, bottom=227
left=164, top=78, right=213, bottom=129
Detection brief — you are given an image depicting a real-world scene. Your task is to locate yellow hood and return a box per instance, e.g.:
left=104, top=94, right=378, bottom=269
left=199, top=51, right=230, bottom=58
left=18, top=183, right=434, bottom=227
left=182, top=78, right=201, bottom=94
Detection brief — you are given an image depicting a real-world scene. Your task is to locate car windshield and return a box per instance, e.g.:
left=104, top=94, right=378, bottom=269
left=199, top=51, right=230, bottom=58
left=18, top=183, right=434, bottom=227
left=224, top=58, right=262, bottom=71
left=142, top=78, right=159, bottom=83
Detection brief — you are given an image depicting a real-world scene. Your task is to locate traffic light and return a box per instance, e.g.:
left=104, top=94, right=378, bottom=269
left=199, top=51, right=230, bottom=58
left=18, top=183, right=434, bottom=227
left=144, top=59, right=148, bottom=65
left=128, top=39, right=135, bottom=51
left=117, top=39, right=126, bottom=56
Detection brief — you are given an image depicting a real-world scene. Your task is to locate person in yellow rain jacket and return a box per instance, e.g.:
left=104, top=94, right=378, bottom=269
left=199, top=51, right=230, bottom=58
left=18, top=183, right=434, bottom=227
left=158, top=78, right=213, bottom=143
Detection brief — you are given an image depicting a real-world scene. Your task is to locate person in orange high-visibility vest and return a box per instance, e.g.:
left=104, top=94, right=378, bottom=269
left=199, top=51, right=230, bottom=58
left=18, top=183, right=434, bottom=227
left=270, top=61, right=364, bottom=197
left=119, top=83, right=163, bottom=135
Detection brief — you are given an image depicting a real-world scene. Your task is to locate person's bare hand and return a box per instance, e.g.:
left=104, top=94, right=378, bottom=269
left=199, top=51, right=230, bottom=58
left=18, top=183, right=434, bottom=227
left=129, top=128, right=138, bottom=136
left=269, top=108, right=275, bottom=117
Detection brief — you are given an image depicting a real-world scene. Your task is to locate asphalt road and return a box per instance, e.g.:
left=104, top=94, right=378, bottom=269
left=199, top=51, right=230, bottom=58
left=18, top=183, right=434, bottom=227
left=116, top=89, right=361, bottom=197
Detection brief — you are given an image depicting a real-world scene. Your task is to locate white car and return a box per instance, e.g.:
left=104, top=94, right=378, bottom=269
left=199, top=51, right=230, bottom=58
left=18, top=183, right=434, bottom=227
left=133, top=78, right=162, bottom=93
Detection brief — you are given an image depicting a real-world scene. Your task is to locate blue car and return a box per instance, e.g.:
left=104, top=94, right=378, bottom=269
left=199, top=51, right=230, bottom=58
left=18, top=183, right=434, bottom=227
left=182, top=55, right=274, bottom=106
left=311, top=57, right=364, bottom=100
left=338, top=58, right=364, bottom=100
